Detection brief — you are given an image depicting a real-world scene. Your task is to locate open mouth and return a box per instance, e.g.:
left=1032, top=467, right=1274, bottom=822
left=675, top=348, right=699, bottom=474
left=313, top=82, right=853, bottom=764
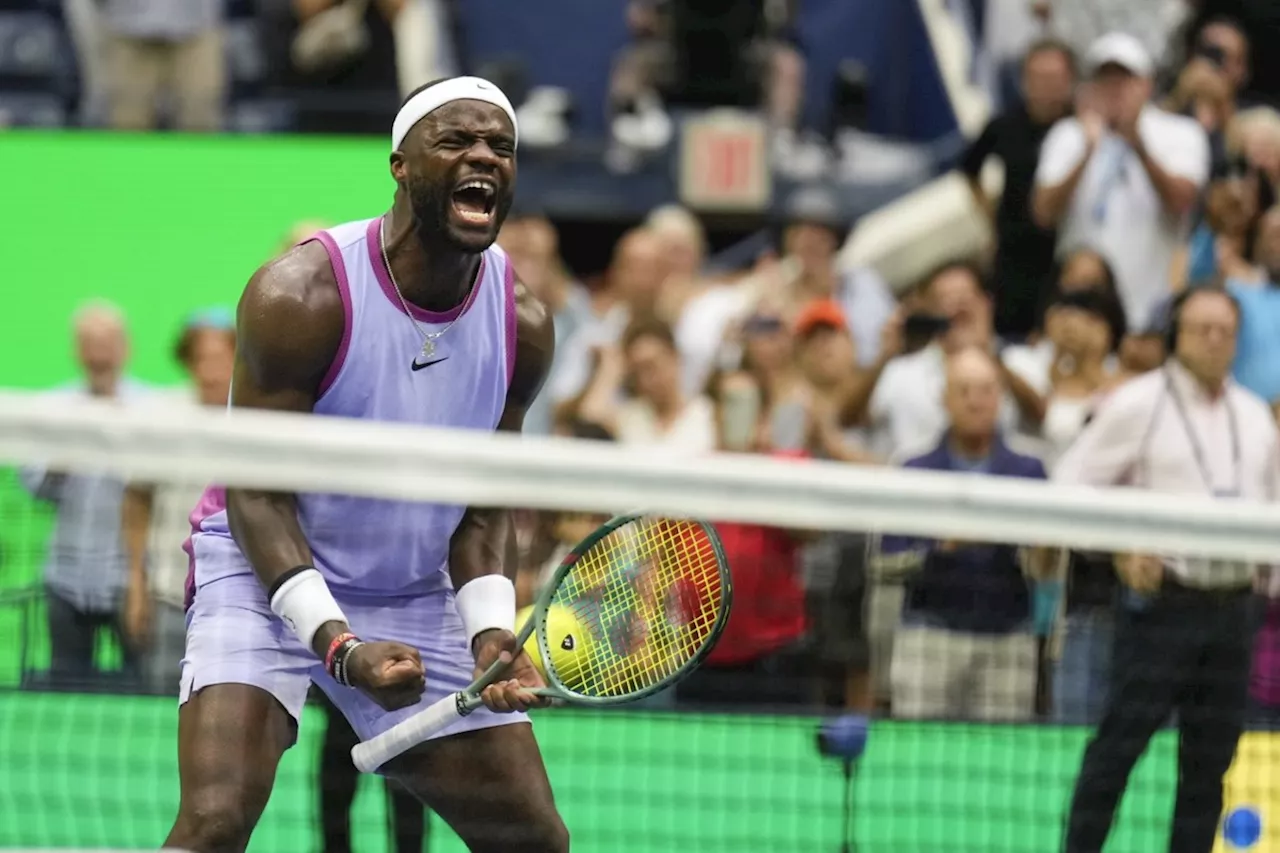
left=451, top=179, right=497, bottom=227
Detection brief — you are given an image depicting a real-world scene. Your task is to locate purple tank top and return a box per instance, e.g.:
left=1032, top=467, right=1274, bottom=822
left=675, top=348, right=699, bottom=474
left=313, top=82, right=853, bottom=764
left=186, top=217, right=516, bottom=600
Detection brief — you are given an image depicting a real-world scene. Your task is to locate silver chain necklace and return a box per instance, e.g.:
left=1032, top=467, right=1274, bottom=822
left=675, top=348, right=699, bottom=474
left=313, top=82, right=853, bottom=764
left=380, top=217, right=463, bottom=360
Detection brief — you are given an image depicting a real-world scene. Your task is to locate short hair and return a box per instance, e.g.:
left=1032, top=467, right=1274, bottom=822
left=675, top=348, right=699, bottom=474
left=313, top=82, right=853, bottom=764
left=1198, top=15, right=1249, bottom=53
left=917, top=259, right=987, bottom=298
left=400, top=77, right=455, bottom=108
left=621, top=317, right=677, bottom=353
left=71, top=299, right=126, bottom=334
left=174, top=325, right=236, bottom=368
left=1023, top=38, right=1078, bottom=77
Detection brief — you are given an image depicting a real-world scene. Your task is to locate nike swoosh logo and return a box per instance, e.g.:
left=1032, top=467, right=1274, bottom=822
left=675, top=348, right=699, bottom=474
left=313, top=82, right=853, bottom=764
left=411, top=357, right=449, bottom=371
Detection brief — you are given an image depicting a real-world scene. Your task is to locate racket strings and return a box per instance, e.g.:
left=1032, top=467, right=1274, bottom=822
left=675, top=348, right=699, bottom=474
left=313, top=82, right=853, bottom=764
left=549, top=519, right=725, bottom=698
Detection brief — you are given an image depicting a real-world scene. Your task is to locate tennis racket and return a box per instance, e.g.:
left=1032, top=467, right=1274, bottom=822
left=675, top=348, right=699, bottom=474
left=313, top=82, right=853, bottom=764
left=351, top=514, right=732, bottom=773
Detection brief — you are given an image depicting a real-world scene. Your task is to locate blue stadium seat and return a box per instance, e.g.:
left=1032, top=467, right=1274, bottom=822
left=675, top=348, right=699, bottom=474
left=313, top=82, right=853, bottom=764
left=0, top=90, right=65, bottom=126
left=0, top=11, right=74, bottom=92
left=228, top=98, right=296, bottom=133
left=225, top=18, right=265, bottom=91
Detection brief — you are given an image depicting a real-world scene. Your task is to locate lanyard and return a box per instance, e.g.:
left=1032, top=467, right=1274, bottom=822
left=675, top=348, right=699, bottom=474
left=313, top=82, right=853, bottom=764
left=1163, top=368, right=1241, bottom=495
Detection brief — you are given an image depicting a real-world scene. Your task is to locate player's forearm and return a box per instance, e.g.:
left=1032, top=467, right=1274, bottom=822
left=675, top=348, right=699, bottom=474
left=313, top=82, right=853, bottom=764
left=449, top=507, right=519, bottom=652
left=227, top=488, right=349, bottom=657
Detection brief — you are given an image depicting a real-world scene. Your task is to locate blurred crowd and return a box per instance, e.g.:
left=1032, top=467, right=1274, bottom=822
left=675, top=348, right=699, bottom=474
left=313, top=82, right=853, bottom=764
left=15, top=16, right=1280, bottom=726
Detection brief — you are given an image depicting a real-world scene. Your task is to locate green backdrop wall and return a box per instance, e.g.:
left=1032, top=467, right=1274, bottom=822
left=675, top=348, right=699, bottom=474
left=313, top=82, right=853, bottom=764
left=1, top=131, right=396, bottom=390
left=0, top=692, right=1179, bottom=852
left=0, top=132, right=405, bottom=674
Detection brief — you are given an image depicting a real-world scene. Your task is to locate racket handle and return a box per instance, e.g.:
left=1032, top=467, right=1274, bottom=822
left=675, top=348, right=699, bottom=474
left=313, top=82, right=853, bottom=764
left=351, top=692, right=481, bottom=773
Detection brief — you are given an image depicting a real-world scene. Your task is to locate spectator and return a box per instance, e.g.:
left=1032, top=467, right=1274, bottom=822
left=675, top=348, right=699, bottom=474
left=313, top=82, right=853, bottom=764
left=546, top=228, right=667, bottom=422
left=20, top=301, right=143, bottom=690
left=738, top=306, right=816, bottom=456
left=1229, top=106, right=1280, bottom=202
left=778, top=188, right=896, bottom=371
left=1055, top=287, right=1280, bottom=853
left=120, top=309, right=235, bottom=696
left=607, top=0, right=805, bottom=149
left=646, top=204, right=709, bottom=325
left=1171, top=148, right=1265, bottom=289
left=1165, top=17, right=1251, bottom=135
left=791, top=300, right=878, bottom=711
left=792, top=299, right=876, bottom=462
left=1249, top=567, right=1280, bottom=730
left=963, top=39, right=1078, bottom=340
left=1004, top=287, right=1128, bottom=463
left=839, top=261, right=1020, bottom=459
left=101, top=0, right=226, bottom=131
left=674, top=189, right=894, bottom=397
left=313, top=686, right=429, bottom=853
left=497, top=213, right=592, bottom=436
left=516, top=421, right=615, bottom=609
left=575, top=318, right=715, bottom=453
left=675, top=369, right=814, bottom=711
left=872, top=347, right=1058, bottom=722
left=1226, top=204, right=1280, bottom=403
left=258, top=0, right=401, bottom=135
left=1033, top=32, right=1210, bottom=330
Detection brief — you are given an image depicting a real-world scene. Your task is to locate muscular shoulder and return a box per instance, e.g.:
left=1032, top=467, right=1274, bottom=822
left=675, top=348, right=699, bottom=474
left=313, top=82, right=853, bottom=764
left=237, top=240, right=345, bottom=395
left=508, top=279, right=555, bottom=410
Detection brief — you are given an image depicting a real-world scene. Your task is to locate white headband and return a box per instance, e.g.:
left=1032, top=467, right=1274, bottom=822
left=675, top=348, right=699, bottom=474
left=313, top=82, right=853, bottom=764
left=391, top=76, right=519, bottom=152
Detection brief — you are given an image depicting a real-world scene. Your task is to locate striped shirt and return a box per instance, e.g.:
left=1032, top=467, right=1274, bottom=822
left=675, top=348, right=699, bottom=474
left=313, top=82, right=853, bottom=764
left=101, top=0, right=223, bottom=40
left=19, top=381, right=149, bottom=612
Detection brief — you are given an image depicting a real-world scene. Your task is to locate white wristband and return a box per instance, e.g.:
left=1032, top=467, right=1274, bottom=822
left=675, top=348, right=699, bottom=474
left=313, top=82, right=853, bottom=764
left=455, top=575, right=516, bottom=650
left=269, top=567, right=347, bottom=651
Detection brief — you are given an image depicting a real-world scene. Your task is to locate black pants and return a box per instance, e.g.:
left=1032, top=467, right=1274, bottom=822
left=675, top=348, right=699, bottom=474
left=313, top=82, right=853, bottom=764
left=1063, top=585, right=1256, bottom=853
left=675, top=642, right=815, bottom=712
left=44, top=586, right=137, bottom=691
left=316, top=689, right=428, bottom=853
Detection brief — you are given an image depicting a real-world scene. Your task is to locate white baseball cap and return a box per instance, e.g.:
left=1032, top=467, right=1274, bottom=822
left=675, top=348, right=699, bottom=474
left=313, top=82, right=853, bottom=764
left=1085, top=32, right=1154, bottom=78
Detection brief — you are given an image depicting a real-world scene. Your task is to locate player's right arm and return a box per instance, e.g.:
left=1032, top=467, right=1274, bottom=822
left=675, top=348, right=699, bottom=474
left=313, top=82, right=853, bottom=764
left=227, top=244, right=426, bottom=710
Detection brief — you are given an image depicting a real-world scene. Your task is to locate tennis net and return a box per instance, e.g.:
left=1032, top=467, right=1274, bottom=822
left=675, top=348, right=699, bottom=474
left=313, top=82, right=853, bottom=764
left=0, top=391, right=1278, bottom=853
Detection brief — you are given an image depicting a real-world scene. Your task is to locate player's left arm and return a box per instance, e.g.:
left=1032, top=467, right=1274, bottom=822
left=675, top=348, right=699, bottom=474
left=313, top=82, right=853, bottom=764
left=449, top=279, right=555, bottom=713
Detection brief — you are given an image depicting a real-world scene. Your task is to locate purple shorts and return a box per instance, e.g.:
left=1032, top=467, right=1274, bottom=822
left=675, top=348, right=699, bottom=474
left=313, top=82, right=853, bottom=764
left=180, top=569, right=528, bottom=760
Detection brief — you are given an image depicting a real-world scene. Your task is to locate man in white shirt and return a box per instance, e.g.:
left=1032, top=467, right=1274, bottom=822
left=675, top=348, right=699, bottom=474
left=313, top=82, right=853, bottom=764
left=839, top=261, right=1023, bottom=459
left=1054, top=287, right=1280, bottom=853
left=1033, top=32, right=1209, bottom=329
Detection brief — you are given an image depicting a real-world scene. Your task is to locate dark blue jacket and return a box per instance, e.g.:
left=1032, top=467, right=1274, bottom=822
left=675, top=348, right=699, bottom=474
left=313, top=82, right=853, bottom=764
left=880, top=434, right=1047, bottom=634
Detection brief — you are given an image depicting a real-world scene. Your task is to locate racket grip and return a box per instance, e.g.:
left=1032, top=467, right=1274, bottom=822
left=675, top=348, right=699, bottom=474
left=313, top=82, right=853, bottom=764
left=351, top=692, right=471, bottom=773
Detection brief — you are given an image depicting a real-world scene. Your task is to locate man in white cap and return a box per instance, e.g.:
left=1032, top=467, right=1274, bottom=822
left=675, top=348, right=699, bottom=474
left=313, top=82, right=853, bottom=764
left=163, top=77, right=568, bottom=852
left=1032, top=32, right=1209, bottom=333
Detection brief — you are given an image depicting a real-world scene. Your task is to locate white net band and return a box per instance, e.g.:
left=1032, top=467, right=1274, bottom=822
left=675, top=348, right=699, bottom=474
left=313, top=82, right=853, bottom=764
left=2, top=390, right=1278, bottom=562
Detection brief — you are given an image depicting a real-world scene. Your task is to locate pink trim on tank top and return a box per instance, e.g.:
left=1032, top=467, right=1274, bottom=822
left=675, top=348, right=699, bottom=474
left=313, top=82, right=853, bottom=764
left=182, top=486, right=227, bottom=611
left=365, top=217, right=486, bottom=324
left=313, top=230, right=354, bottom=398
left=504, top=256, right=517, bottom=388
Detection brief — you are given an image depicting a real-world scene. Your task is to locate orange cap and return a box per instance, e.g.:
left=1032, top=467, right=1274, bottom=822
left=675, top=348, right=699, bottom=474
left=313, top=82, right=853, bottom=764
left=793, top=299, right=849, bottom=337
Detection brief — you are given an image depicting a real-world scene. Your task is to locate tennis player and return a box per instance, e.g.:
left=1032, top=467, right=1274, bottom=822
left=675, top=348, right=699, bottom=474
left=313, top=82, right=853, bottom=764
left=164, top=77, right=568, bottom=853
